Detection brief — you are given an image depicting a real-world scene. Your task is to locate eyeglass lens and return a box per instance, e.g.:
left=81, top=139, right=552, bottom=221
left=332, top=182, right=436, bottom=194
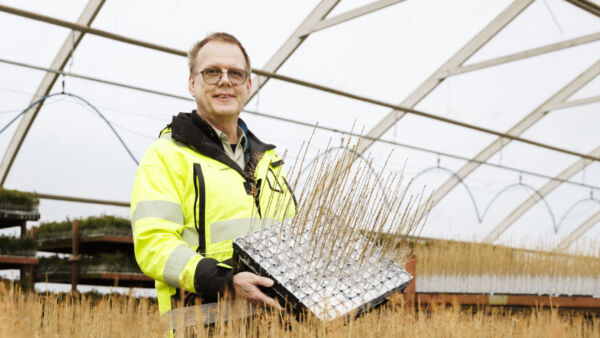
left=201, top=68, right=247, bottom=85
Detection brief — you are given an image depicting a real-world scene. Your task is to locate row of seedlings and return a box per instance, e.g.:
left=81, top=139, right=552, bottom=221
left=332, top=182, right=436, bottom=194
left=0, top=188, right=40, bottom=288
left=35, top=215, right=153, bottom=291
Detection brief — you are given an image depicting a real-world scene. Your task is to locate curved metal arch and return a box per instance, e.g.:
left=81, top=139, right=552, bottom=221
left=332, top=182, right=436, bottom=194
left=0, top=92, right=139, bottom=165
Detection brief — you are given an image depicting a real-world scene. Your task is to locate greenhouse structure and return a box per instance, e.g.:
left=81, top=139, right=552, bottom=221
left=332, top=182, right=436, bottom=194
left=0, top=0, right=599, bottom=309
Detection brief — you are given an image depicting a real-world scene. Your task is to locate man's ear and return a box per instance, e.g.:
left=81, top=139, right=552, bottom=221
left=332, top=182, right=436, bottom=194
left=188, top=73, right=196, bottom=96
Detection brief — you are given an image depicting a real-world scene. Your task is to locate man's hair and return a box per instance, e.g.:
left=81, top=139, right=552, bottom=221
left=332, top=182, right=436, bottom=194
left=188, top=32, right=251, bottom=74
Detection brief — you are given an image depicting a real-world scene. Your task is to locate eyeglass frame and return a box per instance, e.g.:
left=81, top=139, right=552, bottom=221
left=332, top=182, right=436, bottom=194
left=194, top=67, right=249, bottom=86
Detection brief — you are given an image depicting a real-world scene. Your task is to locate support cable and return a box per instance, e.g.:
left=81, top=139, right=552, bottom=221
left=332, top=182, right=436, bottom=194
left=412, top=166, right=482, bottom=221
left=557, top=196, right=600, bottom=228
left=482, top=182, right=557, bottom=232
left=412, top=165, right=600, bottom=234
left=0, top=92, right=139, bottom=165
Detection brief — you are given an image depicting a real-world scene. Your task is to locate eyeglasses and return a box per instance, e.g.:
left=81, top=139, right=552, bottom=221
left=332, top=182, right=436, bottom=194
left=195, top=67, right=248, bottom=86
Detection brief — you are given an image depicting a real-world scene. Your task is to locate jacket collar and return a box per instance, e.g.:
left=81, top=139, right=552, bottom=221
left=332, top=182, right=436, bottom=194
left=168, top=111, right=275, bottom=174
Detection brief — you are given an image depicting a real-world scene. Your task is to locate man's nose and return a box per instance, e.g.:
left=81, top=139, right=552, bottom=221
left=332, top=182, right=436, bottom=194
left=218, top=70, right=232, bottom=86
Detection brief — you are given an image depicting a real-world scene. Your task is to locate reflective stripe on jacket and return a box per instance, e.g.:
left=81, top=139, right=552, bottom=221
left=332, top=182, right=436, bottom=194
left=131, top=112, right=296, bottom=315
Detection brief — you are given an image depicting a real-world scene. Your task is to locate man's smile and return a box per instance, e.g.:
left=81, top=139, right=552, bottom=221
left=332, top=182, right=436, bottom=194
left=213, top=93, right=235, bottom=102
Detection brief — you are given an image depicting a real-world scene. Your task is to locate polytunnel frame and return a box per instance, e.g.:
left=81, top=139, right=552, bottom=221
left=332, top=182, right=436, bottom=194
left=0, top=0, right=599, bottom=247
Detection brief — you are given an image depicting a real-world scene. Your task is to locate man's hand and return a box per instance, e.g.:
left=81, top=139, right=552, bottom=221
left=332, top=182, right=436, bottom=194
left=233, top=271, right=282, bottom=310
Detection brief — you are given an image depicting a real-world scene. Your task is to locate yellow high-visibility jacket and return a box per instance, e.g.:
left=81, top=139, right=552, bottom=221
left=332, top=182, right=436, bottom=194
left=131, top=112, right=296, bottom=315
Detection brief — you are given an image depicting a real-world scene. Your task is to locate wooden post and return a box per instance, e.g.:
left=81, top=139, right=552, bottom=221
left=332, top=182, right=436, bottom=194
left=30, top=227, right=36, bottom=287
left=19, top=221, right=28, bottom=289
left=28, top=264, right=35, bottom=288
left=405, top=254, right=416, bottom=306
left=20, top=220, right=27, bottom=238
left=70, top=220, right=80, bottom=295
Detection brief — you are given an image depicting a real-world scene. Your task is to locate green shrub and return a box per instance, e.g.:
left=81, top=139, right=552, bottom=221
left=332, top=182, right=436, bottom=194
left=88, top=252, right=141, bottom=273
left=37, top=215, right=132, bottom=240
left=0, top=188, right=38, bottom=210
left=37, top=255, right=71, bottom=274
left=38, top=252, right=142, bottom=275
left=0, top=236, right=38, bottom=256
left=35, top=221, right=72, bottom=239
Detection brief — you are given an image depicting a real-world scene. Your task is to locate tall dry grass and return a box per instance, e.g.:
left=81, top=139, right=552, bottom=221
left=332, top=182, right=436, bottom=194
left=0, top=282, right=163, bottom=337
left=413, top=238, right=600, bottom=278
left=1, top=283, right=598, bottom=337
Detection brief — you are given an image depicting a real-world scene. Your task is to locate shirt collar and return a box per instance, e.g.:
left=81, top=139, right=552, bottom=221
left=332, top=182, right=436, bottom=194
left=210, top=124, right=246, bottom=149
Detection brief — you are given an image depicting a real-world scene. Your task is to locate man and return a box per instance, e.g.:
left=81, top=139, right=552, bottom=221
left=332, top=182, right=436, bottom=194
left=131, top=32, right=296, bottom=317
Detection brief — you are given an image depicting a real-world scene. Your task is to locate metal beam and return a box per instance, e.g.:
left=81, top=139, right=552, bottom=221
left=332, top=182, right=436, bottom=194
left=0, top=57, right=192, bottom=102
left=253, top=68, right=600, bottom=162
left=33, top=192, right=129, bottom=207
left=485, top=145, right=600, bottom=243
left=353, top=0, right=534, bottom=156
left=442, top=32, right=600, bottom=78
left=566, top=0, right=600, bottom=17
left=548, top=95, right=600, bottom=111
left=300, top=0, right=406, bottom=36
left=248, top=0, right=340, bottom=101
left=0, top=3, right=184, bottom=57
left=420, top=59, right=600, bottom=218
left=556, top=209, right=600, bottom=251
left=0, top=0, right=106, bottom=186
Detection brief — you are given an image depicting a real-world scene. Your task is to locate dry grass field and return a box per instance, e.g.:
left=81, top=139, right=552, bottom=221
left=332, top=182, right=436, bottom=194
left=1, top=282, right=598, bottom=338
left=413, top=238, right=600, bottom=278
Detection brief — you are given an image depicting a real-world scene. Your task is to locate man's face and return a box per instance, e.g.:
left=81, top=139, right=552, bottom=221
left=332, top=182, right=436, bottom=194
left=188, top=41, right=251, bottom=123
